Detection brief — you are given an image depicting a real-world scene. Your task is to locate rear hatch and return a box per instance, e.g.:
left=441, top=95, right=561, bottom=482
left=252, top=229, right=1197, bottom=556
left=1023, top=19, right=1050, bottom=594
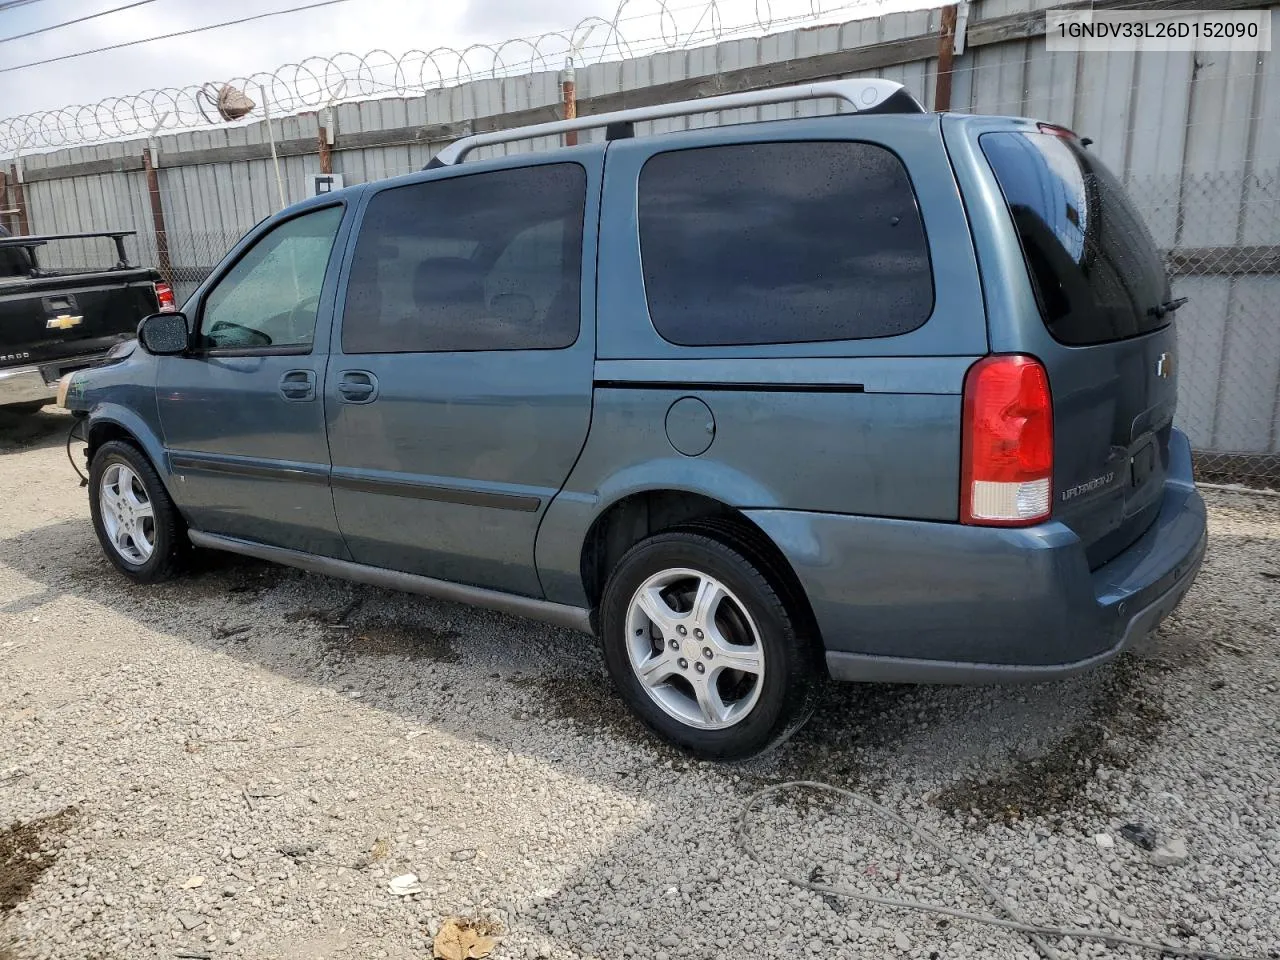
left=981, top=129, right=1180, bottom=568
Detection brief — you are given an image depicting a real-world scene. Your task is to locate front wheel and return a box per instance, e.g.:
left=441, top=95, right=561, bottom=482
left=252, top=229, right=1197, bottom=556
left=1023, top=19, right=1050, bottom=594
left=599, top=529, right=819, bottom=760
left=89, top=440, right=186, bottom=583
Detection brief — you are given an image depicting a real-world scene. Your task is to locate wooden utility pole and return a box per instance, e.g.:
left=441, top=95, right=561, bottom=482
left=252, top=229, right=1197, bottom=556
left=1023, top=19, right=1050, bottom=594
left=142, top=146, right=173, bottom=285
left=561, top=59, right=578, bottom=147
left=933, top=4, right=960, bottom=113
left=0, top=169, right=10, bottom=233
left=318, top=125, right=333, bottom=174
left=317, top=110, right=333, bottom=175
left=8, top=164, right=31, bottom=235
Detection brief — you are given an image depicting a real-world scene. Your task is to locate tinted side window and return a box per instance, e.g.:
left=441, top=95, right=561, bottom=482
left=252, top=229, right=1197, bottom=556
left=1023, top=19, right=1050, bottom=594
left=343, top=164, right=586, bottom=354
left=981, top=131, right=1171, bottom=345
left=638, top=141, right=933, bottom=347
left=200, top=205, right=343, bottom=350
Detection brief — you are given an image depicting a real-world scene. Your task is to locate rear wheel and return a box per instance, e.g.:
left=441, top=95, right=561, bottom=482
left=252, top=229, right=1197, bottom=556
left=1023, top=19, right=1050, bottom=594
left=89, top=440, right=186, bottom=583
left=600, top=529, right=819, bottom=760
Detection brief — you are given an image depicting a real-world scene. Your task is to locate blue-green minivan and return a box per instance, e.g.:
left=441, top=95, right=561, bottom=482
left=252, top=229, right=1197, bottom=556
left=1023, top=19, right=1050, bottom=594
left=63, top=81, right=1206, bottom=759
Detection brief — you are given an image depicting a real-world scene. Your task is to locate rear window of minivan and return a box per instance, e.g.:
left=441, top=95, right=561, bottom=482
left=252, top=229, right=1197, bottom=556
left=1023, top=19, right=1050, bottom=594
left=981, top=130, right=1171, bottom=346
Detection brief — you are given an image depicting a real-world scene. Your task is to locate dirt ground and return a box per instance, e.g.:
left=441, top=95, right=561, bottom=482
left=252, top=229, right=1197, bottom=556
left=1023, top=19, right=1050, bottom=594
left=1, top=407, right=1278, bottom=960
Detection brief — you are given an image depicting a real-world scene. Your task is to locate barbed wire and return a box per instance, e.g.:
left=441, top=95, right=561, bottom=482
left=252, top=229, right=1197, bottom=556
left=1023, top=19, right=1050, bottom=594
left=0, top=0, right=891, bottom=154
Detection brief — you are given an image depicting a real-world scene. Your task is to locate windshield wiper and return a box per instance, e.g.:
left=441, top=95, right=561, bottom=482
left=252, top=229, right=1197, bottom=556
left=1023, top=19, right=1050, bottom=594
left=1148, top=296, right=1189, bottom=319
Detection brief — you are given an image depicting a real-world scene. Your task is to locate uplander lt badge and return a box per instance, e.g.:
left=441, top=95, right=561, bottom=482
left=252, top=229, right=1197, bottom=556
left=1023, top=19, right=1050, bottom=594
left=1061, top=472, right=1115, bottom=502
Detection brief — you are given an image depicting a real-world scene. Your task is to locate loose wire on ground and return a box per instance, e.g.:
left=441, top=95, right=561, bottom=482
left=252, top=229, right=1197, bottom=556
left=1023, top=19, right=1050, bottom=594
left=66, top=417, right=88, bottom=486
left=739, top=781, right=1267, bottom=960
left=1197, top=482, right=1280, bottom=499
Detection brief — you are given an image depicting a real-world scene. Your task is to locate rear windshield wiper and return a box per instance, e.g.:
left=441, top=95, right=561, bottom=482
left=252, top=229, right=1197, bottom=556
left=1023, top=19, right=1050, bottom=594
left=1147, top=296, right=1188, bottom=319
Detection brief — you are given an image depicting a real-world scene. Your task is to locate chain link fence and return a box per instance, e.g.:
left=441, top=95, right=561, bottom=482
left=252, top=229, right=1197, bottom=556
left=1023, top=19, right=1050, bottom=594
left=1133, top=166, right=1280, bottom=488
left=160, top=227, right=252, bottom=305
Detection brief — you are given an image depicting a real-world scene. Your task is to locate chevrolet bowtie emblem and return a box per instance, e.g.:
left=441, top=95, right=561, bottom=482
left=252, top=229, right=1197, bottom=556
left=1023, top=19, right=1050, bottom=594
left=47, top=313, right=83, bottom=330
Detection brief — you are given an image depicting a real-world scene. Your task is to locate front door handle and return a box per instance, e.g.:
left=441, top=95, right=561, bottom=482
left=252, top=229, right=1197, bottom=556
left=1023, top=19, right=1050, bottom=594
left=338, top=370, right=378, bottom=404
left=279, top=369, right=316, bottom=401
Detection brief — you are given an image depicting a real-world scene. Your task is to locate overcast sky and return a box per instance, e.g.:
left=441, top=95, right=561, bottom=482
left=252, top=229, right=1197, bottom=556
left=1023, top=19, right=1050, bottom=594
left=1, top=0, right=926, bottom=127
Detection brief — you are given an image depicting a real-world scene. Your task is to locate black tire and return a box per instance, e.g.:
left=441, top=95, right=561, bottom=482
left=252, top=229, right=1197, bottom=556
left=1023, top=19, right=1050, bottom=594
left=88, top=439, right=187, bottom=583
left=600, top=528, right=820, bottom=760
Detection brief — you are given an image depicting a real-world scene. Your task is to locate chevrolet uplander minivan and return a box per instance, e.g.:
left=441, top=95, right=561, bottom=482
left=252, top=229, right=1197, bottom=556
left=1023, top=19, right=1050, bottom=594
left=62, top=81, right=1207, bottom=759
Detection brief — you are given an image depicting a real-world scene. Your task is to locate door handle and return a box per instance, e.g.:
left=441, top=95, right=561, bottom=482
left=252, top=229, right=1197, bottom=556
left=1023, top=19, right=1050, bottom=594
left=338, top=370, right=378, bottom=403
left=279, top=369, right=316, bottom=401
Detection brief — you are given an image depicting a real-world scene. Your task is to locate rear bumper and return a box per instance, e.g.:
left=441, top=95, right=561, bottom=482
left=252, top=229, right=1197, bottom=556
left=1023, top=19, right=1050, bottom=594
left=746, top=428, right=1207, bottom=683
left=0, top=353, right=112, bottom=407
left=0, top=363, right=57, bottom=406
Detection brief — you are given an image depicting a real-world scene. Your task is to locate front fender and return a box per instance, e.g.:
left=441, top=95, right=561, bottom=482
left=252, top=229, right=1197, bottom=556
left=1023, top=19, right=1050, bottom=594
left=86, top=402, right=173, bottom=495
left=66, top=343, right=169, bottom=493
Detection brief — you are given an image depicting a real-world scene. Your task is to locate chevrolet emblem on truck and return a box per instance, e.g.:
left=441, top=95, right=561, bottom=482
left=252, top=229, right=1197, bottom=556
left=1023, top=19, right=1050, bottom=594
left=47, top=313, right=84, bottom=330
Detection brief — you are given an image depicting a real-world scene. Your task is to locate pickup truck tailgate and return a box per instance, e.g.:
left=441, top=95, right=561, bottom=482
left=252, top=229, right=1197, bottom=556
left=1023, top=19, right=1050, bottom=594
left=0, top=270, right=159, bottom=367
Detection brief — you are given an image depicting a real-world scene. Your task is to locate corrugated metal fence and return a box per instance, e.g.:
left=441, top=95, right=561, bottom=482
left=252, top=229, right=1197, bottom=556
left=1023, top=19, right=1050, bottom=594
left=4, top=0, right=1278, bottom=482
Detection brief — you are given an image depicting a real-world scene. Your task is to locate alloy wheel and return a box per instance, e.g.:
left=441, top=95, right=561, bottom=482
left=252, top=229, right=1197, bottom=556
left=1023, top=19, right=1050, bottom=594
left=99, top=462, right=155, bottom=565
left=624, top=567, right=765, bottom=730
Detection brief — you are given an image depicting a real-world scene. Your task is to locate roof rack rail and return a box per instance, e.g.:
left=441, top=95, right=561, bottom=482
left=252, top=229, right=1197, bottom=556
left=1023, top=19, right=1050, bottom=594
left=0, top=230, right=137, bottom=269
left=425, top=79, right=923, bottom=168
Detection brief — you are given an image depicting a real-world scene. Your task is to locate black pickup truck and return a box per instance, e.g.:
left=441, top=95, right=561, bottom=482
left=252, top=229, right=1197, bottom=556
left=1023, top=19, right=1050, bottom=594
left=0, top=226, right=173, bottom=411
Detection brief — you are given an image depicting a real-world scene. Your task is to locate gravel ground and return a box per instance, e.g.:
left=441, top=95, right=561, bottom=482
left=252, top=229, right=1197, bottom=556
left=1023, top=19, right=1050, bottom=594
left=1, top=407, right=1278, bottom=960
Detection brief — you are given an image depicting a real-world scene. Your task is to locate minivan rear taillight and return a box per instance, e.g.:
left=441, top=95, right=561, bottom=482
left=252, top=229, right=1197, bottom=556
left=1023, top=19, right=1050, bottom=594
left=961, top=355, right=1053, bottom=526
left=154, top=282, right=176, bottom=313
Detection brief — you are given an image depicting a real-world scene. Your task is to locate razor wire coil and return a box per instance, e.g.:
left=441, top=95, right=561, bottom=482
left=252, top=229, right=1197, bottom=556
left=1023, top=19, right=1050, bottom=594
left=0, top=0, right=881, bottom=153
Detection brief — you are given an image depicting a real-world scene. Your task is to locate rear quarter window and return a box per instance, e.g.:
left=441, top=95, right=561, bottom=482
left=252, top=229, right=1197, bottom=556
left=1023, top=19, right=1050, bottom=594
left=980, top=131, right=1171, bottom=346
left=637, top=141, right=933, bottom=347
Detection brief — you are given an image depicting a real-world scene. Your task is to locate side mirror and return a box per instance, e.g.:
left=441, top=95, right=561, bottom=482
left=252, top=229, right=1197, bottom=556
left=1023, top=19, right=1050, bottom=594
left=138, top=312, right=189, bottom=355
